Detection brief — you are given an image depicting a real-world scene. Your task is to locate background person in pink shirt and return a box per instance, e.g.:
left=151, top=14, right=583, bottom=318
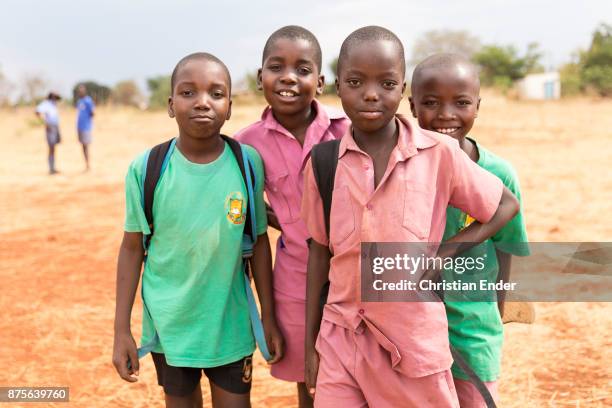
left=234, top=25, right=350, bottom=408
left=302, top=26, right=520, bottom=407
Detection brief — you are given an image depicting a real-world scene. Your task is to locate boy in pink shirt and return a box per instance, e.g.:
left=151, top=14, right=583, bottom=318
left=234, top=25, right=350, bottom=407
left=302, top=26, right=520, bottom=407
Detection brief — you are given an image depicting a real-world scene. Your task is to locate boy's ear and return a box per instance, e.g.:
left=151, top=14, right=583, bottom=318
left=476, top=97, right=481, bottom=117
left=401, top=81, right=407, bottom=95
left=316, top=74, right=325, bottom=96
left=226, top=100, right=232, bottom=120
left=408, top=96, right=417, bottom=118
left=335, top=78, right=340, bottom=96
left=167, top=96, right=175, bottom=118
left=256, top=68, right=263, bottom=91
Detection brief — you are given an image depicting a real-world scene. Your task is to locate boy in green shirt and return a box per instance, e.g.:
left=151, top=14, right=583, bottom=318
left=112, top=52, right=284, bottom=408
left=410, top=53, right=529, bottom=408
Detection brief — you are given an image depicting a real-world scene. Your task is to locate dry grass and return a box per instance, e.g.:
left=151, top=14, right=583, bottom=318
left=0, top=93, right=610, bottom=407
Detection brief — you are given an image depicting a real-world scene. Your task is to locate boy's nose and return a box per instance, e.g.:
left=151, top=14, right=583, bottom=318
left=437, top=105, right=456, bottom=120
left=194, top=94, right=211, bottom=109
left=279, top=71, right=298, bottom=85
left=363, top=86, right=379, bottom=102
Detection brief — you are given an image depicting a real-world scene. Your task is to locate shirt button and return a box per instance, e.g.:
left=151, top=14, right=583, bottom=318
left=358, top=309, right=364, bottom=315
left=366, top=204, right=373, bottom=211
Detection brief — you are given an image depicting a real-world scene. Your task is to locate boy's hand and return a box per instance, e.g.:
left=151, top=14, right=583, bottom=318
left=263, top=317, right=284, bottom=364
left=305, top=345, right=319, bottom=397
left=112, top=331, right=139, bottom=382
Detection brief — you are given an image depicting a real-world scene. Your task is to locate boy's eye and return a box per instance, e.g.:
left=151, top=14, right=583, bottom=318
left=181, top=90, right=194, bottom=97
left=346, top=79, right=361, bottom=87
left=457, top=100, right=472, bottom=106
left=297, top=66, right=312, bottom=75
left=212, top=90, right=225, bottom=98
left=268, top=64, right=281, bottom=72
left=382, top=81, right=397, bottom=89
left=422, top=100, right=438, bottom=106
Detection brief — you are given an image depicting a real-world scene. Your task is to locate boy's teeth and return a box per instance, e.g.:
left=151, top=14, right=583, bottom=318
left=280, top=91, right=296, bottom=97
left=436, top=128, right=459, bottom=134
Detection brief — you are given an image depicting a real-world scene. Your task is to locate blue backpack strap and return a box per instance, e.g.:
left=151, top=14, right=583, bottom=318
left=135, top=137, right=176, bottom=360
left=221, top=135, right=271, bottom=361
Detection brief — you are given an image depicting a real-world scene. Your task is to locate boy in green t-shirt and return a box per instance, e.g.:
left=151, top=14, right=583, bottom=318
left=410, top=53, right=529, bottom=408
left=112, top=52, right=284, bottom=408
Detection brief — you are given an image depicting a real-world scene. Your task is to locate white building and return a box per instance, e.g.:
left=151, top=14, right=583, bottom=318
left=516, top=72, right=561, bottom=100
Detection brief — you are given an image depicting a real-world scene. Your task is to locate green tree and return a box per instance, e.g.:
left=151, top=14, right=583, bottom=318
left=0, top=65, right=13, bottom=106
left=244, top=72, right=259, bottom=93
left=580, top=23, right=612, bottom=96
left=112, top=80, right=143, bottom=106
left=72, top=81, right=111, bottom=105
left=473, top=43, right=543, bottom=89
left=147, top=75, right=171, bottom=109
left=410, top=30, right=481, bottom=65
left=323, top=57, right=338, bottom=95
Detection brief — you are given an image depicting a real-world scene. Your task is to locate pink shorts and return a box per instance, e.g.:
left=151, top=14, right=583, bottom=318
left=314, top=320, right=459, bottom=408
left=453, top=377, right=498, bottom=408
left=270, top=296, right=306, bottom=382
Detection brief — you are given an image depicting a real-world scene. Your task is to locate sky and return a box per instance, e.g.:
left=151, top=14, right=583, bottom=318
left=2, top=0, right=611, bottom=97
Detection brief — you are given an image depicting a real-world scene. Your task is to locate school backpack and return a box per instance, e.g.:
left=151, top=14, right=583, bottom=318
left=310, top=139, right=497, bottom=408
left=135, top=135, right=271, bottom=362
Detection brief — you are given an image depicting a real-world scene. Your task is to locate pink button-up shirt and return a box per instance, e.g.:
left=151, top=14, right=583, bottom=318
left=301, top=115, right=504, bottom=377
left=235, top=100, right=350, bottom=301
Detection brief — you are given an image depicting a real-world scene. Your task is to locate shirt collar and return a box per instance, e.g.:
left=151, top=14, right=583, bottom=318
left=261, top=99, right=344, bottom=137
left=339, top=114, right=438, bottom=159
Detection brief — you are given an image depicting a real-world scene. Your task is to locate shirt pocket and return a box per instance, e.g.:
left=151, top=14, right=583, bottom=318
left=266, top=172, right=299, bottom=224
left=402, top=183, right=434, bottom=240
left=330, top=185, right=356, bottom=247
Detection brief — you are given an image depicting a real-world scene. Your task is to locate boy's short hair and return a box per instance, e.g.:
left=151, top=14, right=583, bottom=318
left=337, top=26, right=405, bottom=77
left=262, top=25, right=322, bottom=72
left=170, top=52, right=231, bottom=92
left=411, top=53, right=480, bottom=95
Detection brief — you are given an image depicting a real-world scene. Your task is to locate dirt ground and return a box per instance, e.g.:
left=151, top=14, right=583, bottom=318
left=0, top=94, right=611, bottom=407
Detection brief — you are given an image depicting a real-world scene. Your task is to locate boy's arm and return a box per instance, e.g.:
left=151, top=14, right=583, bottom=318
left=495, top=249, right=512, bottom=316
left=305, top=239, right=331, bottom=396
left=265, top=202, right=282, bottom=231
left=300, top=158, right=331, bottom=396
left=112, top=231, right=144, bottom=382
left=436, top=186, right=519, bottom=259
left=250, top=232, right=284, bottom=363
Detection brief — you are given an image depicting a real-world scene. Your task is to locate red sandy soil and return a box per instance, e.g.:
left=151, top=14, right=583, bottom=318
left=1, top=95, right=610, bottom=407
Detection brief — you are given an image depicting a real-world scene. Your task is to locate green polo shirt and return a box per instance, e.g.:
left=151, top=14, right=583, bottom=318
left=124, top=141, right=267, bottom=368
left=442, top=140, right=529, bottom=381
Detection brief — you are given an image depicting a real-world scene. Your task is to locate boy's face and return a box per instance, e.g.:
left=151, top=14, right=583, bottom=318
left=336, top=40, right=405, bottom=134
left=409, top=64, right=480, bottom=141
left=168, top=59, right=231, bottom=140
left=77, top=85, right=87, bottom=98
left=259, top=37, right=324, bottom=117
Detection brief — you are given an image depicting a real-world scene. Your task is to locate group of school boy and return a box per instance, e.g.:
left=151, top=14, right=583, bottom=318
left=113, top=24, right=528, bottom=408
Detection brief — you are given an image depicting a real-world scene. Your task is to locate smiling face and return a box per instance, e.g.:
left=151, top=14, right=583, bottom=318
left=259, top=37, right=324, bottom=118
left=336, top=40, right=405, bottom=134
left=410, top=63, right=480, bottom=141
left=168, top=58, right=232, bottom=141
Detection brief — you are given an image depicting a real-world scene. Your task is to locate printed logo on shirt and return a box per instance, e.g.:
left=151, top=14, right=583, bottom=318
left=225, top=192, right=246, bottom=224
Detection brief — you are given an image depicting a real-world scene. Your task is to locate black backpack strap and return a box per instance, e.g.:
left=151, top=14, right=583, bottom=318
left=221, top=135, right=255, bottom=243
left=311, top=139, right=341, bottom=240
left=309, top=139, right=340, bottom=310
left=143, top=138, right=175, bottom=251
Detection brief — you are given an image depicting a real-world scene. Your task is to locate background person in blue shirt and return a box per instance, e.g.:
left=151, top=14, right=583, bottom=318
left=35, top=91, right=62, bottom=175
left=76, top=84, right=95, bottom=171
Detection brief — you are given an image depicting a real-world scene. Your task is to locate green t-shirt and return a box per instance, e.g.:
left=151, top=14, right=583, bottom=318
left=124, top=141, right=267, bottom=368
left=442, top=140, right=529, bottom=381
